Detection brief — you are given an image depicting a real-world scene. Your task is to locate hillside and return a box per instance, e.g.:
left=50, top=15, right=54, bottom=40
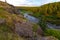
left=0, top=1, right=46, bottom=40
left=34, top=2, right=60, bottom=25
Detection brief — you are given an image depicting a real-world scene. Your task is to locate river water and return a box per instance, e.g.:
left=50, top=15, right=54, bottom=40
left=23, top=13, right=60, bottom=29
left=47, top=23, right=60, bottom=29
left=24, top=13, right=39, bottom=23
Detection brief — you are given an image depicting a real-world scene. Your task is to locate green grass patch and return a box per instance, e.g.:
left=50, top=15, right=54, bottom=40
left=33, top=24, right=39, bottom=32
left=44, top=29, right=60, bottom=40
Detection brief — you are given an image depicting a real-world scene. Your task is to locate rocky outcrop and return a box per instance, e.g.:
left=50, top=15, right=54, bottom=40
left=15, top=23, right=33, bottom=37
left=30, top=35, right=58, bottom=40
left=40, top=36, right=58, bottom=40
left=0, top=1, right=20, bottom=14
left=0, top=18, right=6, bottom=24
left=4, top=6, right=20, bottom=14
left=11, top=18, right=43, bottom=40
left=14, top=21, right=34, bottom=37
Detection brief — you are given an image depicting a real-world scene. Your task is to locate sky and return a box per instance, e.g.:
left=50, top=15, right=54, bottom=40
left=0, top=0, right=60, bottom=6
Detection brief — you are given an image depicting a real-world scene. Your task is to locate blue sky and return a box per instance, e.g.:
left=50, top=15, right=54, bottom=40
left=0, top=0, right=60, bottom=6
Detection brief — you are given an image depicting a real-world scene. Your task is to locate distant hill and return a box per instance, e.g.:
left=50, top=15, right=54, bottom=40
left=35, top=2, right=60, bottom=25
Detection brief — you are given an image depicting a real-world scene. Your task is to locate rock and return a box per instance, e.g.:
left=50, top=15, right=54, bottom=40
left=40, top=36, right=58, bottom=40
left=0, top=18, right=5, bottom=24
left=14, top=21, right=34, bottom=38
left=0, top=1, right=20, bottom=14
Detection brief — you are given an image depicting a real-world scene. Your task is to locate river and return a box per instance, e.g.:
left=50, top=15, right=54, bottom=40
left=23, top=13, right=60, bottom=30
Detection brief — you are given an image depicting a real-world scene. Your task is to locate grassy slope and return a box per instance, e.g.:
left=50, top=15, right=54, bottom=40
left=0, top=5, right=39, bottom=40
left=0, top=7, right=26, bottom=40
left=44, top=29, right=60, bottom=40
left=0, top=1, right=41, bottom=40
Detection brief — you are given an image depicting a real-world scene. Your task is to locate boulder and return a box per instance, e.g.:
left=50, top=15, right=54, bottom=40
left=40, top=36, right=58, bottom=40
left=0, top=18, right=5, bottom=24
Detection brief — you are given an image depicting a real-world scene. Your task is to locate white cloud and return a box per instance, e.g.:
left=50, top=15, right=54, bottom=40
left=6, top=0, right=35, bottom=6
left=41, top=0, right=60, bottom=5
left=6, top=0, right=40, bottom=6
left=0, top=0, right=60, bottom=6
left=56, top=0, right=60, bottom=1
